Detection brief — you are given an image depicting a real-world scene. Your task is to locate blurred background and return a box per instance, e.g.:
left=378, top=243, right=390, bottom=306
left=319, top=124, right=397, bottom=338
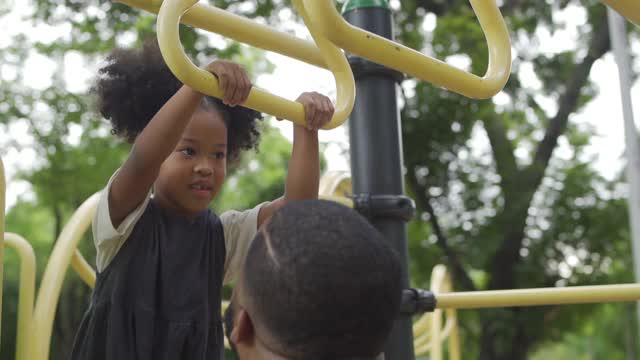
left=1, top=0, right=639, bottom=359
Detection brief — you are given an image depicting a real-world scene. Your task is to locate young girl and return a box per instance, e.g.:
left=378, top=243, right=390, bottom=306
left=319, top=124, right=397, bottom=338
left=70, top=40, right=334, bottom=360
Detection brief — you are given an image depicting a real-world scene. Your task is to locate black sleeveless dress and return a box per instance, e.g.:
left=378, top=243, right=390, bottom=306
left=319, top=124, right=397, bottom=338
left=70, top=199, right=226, bottom=360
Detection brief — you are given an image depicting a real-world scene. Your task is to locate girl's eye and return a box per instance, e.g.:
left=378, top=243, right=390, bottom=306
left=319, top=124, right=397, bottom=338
left=214, top=152, right=226, bottom=160
left=180, top=148, right=196, bottom=156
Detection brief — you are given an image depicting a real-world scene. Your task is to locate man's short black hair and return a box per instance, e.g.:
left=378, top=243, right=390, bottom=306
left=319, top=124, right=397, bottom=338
left=242, top=200, right=402, bottom=360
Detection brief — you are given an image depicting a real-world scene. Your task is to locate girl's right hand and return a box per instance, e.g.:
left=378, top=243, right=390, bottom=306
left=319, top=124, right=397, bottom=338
left=205, top=60, right=252, bottom=107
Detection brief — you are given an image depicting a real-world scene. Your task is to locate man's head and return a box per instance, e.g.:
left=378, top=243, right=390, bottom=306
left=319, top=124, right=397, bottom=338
left=225, top=200, right=402, bottom=360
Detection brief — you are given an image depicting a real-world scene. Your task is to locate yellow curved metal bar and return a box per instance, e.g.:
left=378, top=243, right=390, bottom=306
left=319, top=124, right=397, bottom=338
left=319, top=171, right=353, bottom=198
left=437, top=283, right=640, bottom=309
left=28, top=192, right=100, bottom=360
left=319, top=171, right=354, bottom=207
left=0, top=158, right=5, bottom=343
left=71, top=249, right=96, bottom=289
left=303, top=0, right=512, bottom=99
left=117, top=0, right=326, bottom=68
left=4, top=233, right=36, bottom=360
left=156, top=0, right=355, bottom=129
left=413, top=265, right=460, bottom=359
left=600, top=0, right=640, bottom=25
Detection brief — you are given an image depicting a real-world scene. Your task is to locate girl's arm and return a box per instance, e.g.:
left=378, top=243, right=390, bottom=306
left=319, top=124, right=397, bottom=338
left=109, top=60, right=251, bottom=228
left=258, top=92, right=335, bottom=227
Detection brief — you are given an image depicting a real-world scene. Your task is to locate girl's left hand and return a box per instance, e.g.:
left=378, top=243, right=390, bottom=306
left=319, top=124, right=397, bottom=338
left=295, top=92, right=335, bottom=131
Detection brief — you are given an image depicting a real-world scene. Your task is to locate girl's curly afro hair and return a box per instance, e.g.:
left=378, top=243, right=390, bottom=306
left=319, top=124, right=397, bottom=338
left=94, top=39, right=262, bottom=162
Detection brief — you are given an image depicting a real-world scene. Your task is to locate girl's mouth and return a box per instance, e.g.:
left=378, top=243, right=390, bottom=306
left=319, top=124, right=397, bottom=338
left=190, top=183, right=213, bottom=198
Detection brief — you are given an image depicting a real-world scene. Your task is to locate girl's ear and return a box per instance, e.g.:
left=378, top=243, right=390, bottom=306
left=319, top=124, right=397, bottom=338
left=230, top=308, right=255, bottom=345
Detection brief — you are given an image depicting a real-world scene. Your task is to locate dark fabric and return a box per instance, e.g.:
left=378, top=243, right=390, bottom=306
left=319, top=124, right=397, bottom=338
left=70, top=199, right=226, bottom=360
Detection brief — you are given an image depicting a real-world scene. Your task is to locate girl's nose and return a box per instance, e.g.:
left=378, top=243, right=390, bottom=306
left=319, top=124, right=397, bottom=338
left=194, top=161, right=213, bottom=176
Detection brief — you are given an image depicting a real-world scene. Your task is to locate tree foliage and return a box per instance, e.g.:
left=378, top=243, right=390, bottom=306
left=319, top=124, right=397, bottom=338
left=398, top=0, right=638, bottom=358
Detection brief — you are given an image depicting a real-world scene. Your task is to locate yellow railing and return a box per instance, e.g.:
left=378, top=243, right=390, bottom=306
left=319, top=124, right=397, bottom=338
left=27, top=193, right=100, bottom=360
left=601, top=0, right=640, bottom=25
left=305, top=0, right=512, bottom=99
left=155, top=0, right=356, bottom=128
left=4, top=233, right=37, bottom=360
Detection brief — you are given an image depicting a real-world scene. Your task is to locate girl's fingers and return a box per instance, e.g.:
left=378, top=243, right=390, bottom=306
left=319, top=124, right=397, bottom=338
left=323, top=97, right=334, bottom=127
left=240, top=75, right=251, bottom=104
left=233, top=66, right=247, bottom=105
left=305, top=99, right=317, bottom=130
left=217, top=71, right=230, bottom=104
left=226, top=68, right=241, bottom=106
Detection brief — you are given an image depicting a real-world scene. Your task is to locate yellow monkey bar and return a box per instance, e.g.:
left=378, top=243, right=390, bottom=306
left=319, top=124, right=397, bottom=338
left=117, top=0, right=638, bottom=127
left=4, top=233, right=37, bottom=360
left=134, top=0, right=357, bottom=129
left=601, top=0, right=640, bottom=25
left=304, top=0, right=512, bottom=99
left=117, top=0, right=326, bottom=68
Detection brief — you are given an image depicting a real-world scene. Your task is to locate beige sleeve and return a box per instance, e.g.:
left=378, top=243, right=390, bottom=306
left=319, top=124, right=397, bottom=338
left=93, top=170, right=152, bottom=272
left=220, top=202, right=268, bottom=284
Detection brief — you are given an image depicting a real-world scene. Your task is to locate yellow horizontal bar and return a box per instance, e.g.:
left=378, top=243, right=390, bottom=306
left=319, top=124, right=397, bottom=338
left=157, top=0, right=354, bottom=128
left=4, top=233, right=36, bottom=360
left=71, top=249, right=96, bottom=289
left=117, top=0, right=326, bottom=68
left=600, top=0, right=640, bottom=25
left=28, top=193, right=100, bottom=360
left=304, top=0, right=512, bottom=99
left=437, top=284, right=640, bottom=309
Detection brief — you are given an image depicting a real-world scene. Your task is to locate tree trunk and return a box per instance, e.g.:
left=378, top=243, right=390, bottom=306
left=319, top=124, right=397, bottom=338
left=625, top=304, right=637, bottom=360
left=479, top=310, right=531, bottom=360
left=53, top=280, right=90, bottom=360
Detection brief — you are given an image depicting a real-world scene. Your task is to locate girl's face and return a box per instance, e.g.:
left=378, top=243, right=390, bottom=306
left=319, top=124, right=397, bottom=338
left=154, top=108, right=228, bottom=217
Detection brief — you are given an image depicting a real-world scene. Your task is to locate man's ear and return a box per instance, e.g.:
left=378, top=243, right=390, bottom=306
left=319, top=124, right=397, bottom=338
left=230, top=308, right=254, bottom=345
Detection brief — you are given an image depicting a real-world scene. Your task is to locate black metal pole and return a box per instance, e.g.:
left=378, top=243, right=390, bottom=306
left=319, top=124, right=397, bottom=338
left=342, top=2, right=415, bottom=359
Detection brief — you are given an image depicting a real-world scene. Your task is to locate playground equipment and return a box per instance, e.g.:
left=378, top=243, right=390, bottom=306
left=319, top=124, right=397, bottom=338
left=2, top=0, right=640, bottom=359
left=602, top=0, right=640, bottom=25
left=124, top=0, right=514, bottom=109
left=413, top=265, right=460, bottom=360
left=303, top=0, right=511, bottom=99
left=3, top=233, right=36, bottom=360
left=155, top=0, right=356, bottom=128
left=120, top=0, right=640, bottom=117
